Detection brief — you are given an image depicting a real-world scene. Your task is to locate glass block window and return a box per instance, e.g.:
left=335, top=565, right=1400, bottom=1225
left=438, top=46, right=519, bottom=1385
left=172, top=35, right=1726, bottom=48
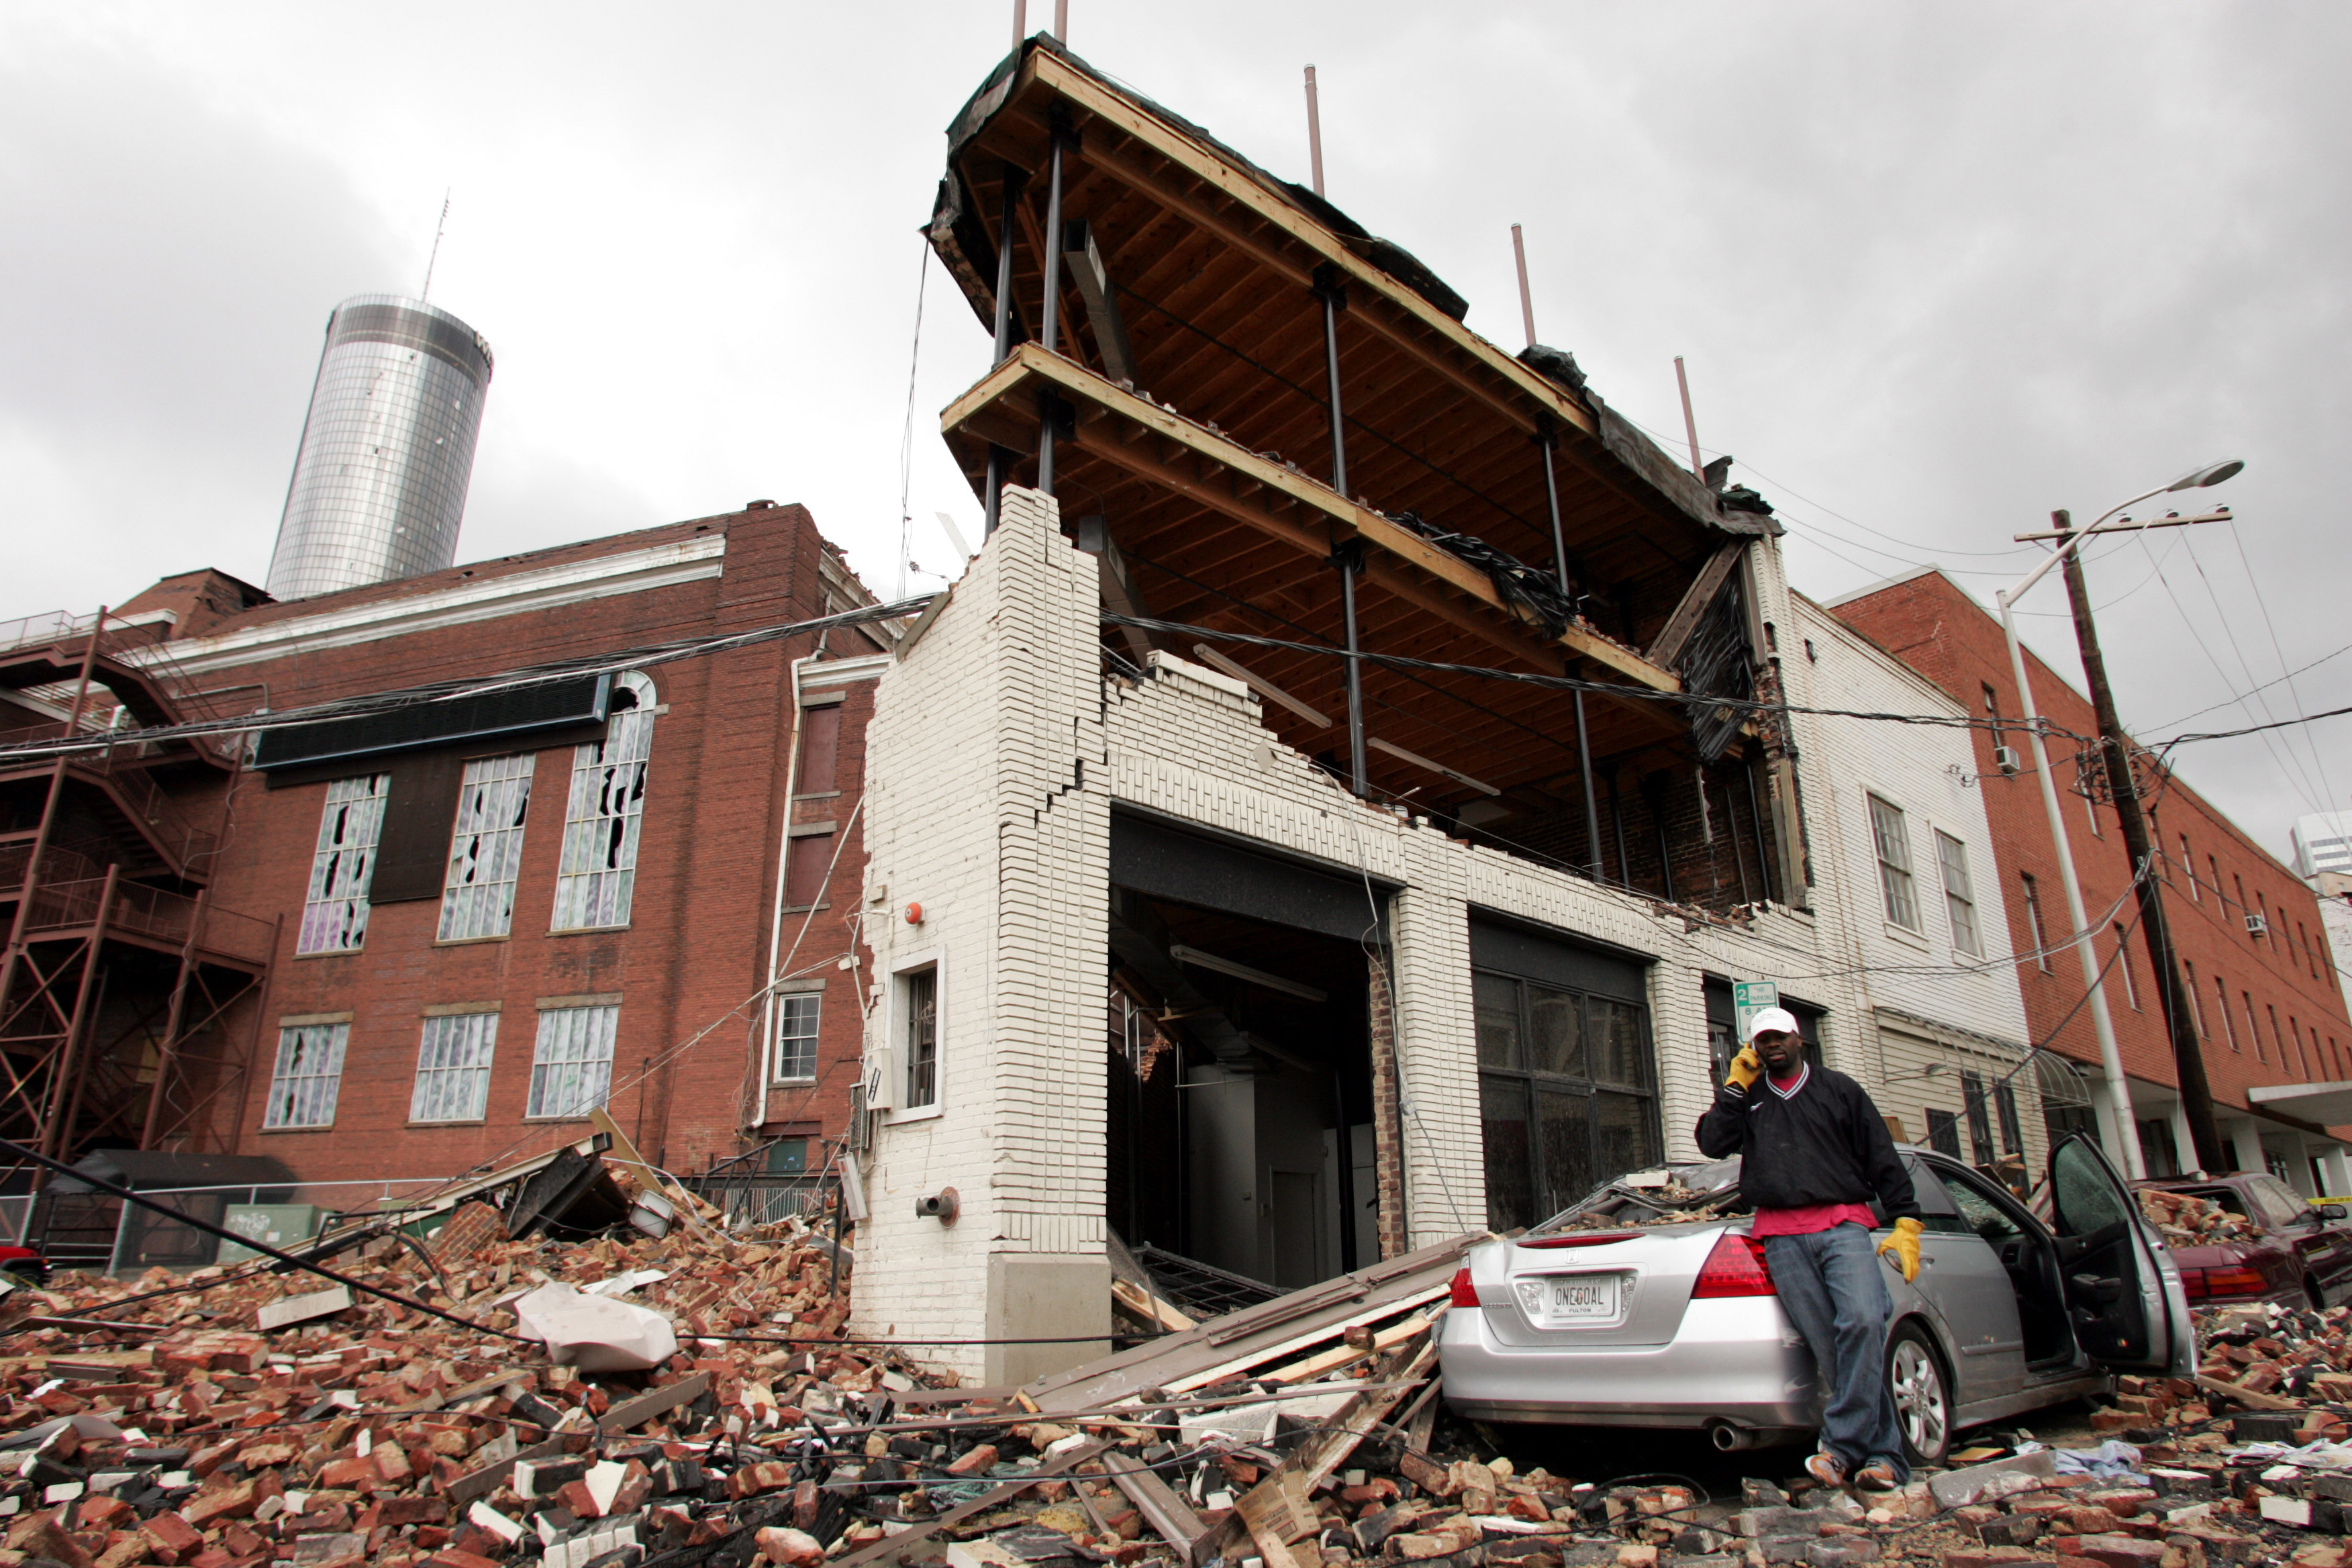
left=1937, top=831, right=1981, bottom=957
left=552, top=672, right=656, bottom=930
left=411, top=1012, right=499, bottom=1123
left=438, top=754, right=534, bottom=940
left=297, top=776, right=389, bottom=954
left=527, top=1004, right=619, bottom=1119
left=262, top=1022, right=349, bottom=1130
left=1868, top=793, right=1919, bottom=931
left=773, top=991, right=821, bottom=1083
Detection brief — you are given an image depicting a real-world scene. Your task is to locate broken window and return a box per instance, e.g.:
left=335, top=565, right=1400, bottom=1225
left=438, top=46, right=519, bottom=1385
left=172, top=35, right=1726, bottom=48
left=772, top=990, right=821, bottom=1083
left=411, top=1011, right=499, bottom=1123
left=1937, top=831, right=1981, bottom=957
left=262, top=1022, right=349, bottom=1130
left=552, top=672, right=655, bottom=931
left=1475, top=970, right=1659, bottom=1230
left=903, top=967, right=939, bottom=1108
left=1867, top=793, right=1918, bottom=931
left=438, top=754, right=534, bottom=941
left=527, top=1003, right=619, bottom=1119
left=297, top=775, right=389, bottom=954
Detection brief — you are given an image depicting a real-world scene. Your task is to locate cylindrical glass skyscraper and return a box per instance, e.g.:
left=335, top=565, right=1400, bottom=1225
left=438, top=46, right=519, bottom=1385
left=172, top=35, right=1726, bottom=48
left=265, top=295, right=493, bottom=600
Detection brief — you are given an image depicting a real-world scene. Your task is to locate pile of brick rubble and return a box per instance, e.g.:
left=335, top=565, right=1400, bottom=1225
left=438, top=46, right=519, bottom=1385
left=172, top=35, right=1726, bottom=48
left=12, top=1190, right=2352, bottom=1568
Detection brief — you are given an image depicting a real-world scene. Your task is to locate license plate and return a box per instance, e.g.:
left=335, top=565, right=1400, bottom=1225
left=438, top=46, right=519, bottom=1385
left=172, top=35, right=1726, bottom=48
left=1551, top=1276, right=1617, bottom=1318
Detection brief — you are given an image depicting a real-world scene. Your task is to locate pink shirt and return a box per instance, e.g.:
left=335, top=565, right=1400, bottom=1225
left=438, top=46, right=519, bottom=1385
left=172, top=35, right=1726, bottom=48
left=1747, top=1065, right=1881, bottom=1237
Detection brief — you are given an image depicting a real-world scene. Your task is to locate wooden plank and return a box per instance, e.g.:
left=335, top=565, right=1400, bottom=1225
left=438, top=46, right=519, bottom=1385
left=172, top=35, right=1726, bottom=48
left=598, top=1369, right=711, bottom=1434
left=1261, top=1312, right=1429, bottom=1385
left=1100, top=1452, right=1211, bottom=1567
left=445, top=1434, right=571, bottom=1507
left=828, top=1438, right=1114, bottom=1568
left=1644, top=542, right=1743, bottom=669
left=1111, top=1277, right=1196, bottom=1333
left=948, top=346, right=1679, bottom=692
left=2195, top=1373, right=2301, bottom=1412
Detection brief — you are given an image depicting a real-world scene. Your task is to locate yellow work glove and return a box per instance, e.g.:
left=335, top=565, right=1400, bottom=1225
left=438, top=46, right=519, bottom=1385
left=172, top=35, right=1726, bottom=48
left=1725, top=1046, right=1763, bottom=1091
left=1877, top=1216, right=1923, bottom=1283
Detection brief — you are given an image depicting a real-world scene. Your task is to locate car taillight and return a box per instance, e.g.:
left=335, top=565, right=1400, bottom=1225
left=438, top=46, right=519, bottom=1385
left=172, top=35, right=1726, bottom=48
left=1691, top=1233, right=1775, bottom=1298
left=2186, top=1265, right=2268, bottom=1301
left=1449, top=1267, right=1481, bottom=1308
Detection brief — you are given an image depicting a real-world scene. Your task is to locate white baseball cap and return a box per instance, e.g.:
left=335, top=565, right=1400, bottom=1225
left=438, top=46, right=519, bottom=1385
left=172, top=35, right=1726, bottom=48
left=1745, top=1006, right=1801, bottom=1043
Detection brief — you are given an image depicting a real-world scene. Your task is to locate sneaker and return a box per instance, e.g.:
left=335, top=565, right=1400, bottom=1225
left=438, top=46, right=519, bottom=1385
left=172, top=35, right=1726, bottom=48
left=1805, top=1450, right=1847, bottom=1487
left=1854, top=1459, right=1900, bottom=1492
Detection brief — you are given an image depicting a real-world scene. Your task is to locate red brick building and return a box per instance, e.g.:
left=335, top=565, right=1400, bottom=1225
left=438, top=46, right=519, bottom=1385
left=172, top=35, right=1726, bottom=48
left=81, top=503, right=886, bottom=1189
left=1830, top=567, right=2352, bottom=1191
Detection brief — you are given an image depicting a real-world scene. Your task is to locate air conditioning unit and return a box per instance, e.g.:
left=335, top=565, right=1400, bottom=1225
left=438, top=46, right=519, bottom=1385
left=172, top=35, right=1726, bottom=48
left=2245, top=913, right=2269, bottom=936
left=1993, top=745, right=2022, bottom=775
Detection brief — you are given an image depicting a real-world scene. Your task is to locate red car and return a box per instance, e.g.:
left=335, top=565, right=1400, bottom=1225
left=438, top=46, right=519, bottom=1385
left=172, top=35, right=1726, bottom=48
left=2137, top=1173, right=2352, bottom=1310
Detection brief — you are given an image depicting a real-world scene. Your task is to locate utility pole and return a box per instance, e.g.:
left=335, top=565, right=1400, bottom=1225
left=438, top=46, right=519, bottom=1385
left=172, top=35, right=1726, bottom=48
left=2054, top=509, right=2229, bottom=1173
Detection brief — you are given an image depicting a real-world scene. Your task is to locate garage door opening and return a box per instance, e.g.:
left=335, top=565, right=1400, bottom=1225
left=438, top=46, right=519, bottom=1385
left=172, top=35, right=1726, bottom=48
left=1106, top=887, right=1378, bottom=1293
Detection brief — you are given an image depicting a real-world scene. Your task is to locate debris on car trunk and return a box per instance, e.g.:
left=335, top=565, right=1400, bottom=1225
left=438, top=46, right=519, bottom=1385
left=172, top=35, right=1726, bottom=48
left=2137, top=1186, right=2265, bottom=1248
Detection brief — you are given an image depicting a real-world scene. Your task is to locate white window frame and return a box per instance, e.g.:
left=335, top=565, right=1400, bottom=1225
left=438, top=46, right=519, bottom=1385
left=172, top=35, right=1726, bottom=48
left=2114, top=924, right=2140, bottom=1010
left=885, top=948, right=946, bottom=1122
left=411, top=1010, right=500, bottom=1124
left=526, top=1002, right=620, bottom=1120
left=262, top=1020, right=350, bottom=1130
left=552, top=672, right=656, bottom=932
left=1935, top=830, right=1982, bottom=958
left=1867, top=793, right=1920, bottom=932
left=297, top=776, right=389, bottom=955
left=771, top=985, right=823, bottom=1085
left=438, top=754, right=535, bottom=942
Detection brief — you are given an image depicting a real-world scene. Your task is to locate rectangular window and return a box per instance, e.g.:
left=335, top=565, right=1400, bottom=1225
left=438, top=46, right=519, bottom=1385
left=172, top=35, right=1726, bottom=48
left=1981, top=682, right=2004, bottom=748
left=527, top=1005, right=619, bottom=1119
left=2269, top=1005, right=2293, bottom=1076
left=2248, top=993, right=2266, bottom=1062
left=795, top=703, right=843, bottom=795
left=1925, top=1108, right=1962, bottom=1160
left=297, top=776, right=389, bottom=954
left=903, top=967, right=940, bottom=1108
left=771, top=991, right=821, bottom=1083
left=2236, top=875, right=2253, bottom=935
left=438, top=754, right=534, bottom=941
left=2182, top=834, right=2200, bottom=901
left=2219, top=976, right=2240, bottom=1051
left=2289, top=1014, right=2309, bottom=1079
left=1476, top=971, right=1661, bottom=1229
left=1937, top=832, right=1982, bottom=957
left=2303, top=922, right=2322, bottom=979
left=261, top=1022, right=349, bottom=1130
left=783, top=830, right=834, bottom=910
left=2021, top=873, right=2051, bottom=972
left=1960, top=1069, right=1995, bottom=1166
left=552, top=694, right=655, bottom=931
left=2259, top=892, right=2272, bottom=946
left=2186, top=961, right=2207, bottom=1036
left=1994, top=1083, right=2022, bottom=1155
left=411, top=1012, right=499, bottom=1123
left=1868, top=794, right=1920, bottom=930
left=2113, top=924, right=2140, bottom=1010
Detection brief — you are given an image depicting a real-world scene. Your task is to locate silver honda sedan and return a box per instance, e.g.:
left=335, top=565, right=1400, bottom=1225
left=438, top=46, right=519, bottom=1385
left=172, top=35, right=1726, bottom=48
left=1438, top=1134, right=2192, bottom=1465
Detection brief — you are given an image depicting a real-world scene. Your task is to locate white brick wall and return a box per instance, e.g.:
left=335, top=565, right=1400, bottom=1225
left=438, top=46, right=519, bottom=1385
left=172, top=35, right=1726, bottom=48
left=854, top=489, right=2040, bottom=1377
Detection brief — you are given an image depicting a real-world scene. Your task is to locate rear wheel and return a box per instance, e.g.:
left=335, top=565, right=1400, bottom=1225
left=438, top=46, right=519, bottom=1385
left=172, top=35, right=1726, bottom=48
left=1885, top=1322, right=1952, bottom=1469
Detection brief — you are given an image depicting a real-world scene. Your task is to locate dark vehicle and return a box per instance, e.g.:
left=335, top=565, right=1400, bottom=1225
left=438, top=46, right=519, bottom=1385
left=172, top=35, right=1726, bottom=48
left=2137, top=1173, right=2352, bottom=1310
left=0, top=1244, right=45, bottom=1285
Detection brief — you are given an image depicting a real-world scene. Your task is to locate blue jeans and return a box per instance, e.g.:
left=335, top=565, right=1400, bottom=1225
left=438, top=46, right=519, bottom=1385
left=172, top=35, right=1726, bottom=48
left=1763, top=1222, right=1907, bottom=1480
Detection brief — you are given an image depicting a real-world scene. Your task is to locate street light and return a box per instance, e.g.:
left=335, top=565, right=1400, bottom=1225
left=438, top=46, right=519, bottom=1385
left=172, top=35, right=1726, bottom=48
left=1995, top=458, right=2245, bottom=1180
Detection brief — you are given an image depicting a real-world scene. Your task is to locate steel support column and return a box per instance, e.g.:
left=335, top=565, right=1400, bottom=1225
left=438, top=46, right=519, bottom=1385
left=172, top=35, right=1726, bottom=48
left=1038, top=114, right=1068, bottom=356
left=990, top=164, right=1026, bottom=364
left=1538, top=434, right=1602, bottom=877
left=1315, top=267, right=1349, bottom=499
left=36, top=865, right=116, bottom=1160
left=1335, top=544, right=1368, bottom=796
left=140, top=885, right=209, bottom=1147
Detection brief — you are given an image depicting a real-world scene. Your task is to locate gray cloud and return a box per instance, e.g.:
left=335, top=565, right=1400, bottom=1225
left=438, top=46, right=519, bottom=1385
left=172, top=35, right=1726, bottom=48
left=1, top=1, right=2345, bottom=859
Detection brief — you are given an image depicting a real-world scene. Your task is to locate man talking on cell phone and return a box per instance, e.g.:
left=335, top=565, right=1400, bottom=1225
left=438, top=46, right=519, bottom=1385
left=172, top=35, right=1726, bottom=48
left=1695, top=1007, right=1923, bottom=1491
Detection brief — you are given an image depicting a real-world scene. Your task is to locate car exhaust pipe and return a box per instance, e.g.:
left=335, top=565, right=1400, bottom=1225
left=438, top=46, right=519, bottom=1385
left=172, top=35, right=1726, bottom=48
left=1708, top=1422, right=1756, bottom=1452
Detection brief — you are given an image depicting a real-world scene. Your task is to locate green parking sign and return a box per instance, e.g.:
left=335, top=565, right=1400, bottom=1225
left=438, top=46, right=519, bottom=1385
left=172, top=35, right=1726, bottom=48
left=1733, top=980, right=1779, bottom=1043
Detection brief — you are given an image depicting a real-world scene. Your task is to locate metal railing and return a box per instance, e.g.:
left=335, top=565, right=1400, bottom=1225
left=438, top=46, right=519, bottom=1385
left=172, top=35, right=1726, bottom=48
left=19, top=877, right=274, bottom=963
left=33, top=1177, right=459, bottom=1276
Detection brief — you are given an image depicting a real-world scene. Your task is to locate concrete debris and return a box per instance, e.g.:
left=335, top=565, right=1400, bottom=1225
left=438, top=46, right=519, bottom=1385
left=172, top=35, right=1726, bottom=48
left=19, top=1179, right=2352, bottom=1568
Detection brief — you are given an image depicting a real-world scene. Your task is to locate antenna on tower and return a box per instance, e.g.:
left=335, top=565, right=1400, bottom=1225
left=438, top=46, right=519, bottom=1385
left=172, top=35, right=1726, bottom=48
left=420, top=191, right=452, bottom=301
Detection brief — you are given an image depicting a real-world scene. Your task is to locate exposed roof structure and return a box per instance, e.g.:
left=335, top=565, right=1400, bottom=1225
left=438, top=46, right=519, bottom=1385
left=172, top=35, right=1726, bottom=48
left=927, top=38, right=1782, bottom=826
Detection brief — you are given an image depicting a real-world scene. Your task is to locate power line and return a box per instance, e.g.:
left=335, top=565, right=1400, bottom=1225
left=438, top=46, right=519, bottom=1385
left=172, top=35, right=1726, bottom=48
left=2141, top=636, right=2352, bottom=733
left=2228, top=518, right=2341, bottom=814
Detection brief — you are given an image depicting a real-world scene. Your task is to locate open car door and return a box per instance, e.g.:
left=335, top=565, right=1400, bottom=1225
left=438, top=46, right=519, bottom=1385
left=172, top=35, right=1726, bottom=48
left=2047, top=1132, right=2194, bottom=1377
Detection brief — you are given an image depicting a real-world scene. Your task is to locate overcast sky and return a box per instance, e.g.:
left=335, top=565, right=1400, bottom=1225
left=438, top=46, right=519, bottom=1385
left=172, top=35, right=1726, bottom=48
left=3, top=3, right=2346, bottom=864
